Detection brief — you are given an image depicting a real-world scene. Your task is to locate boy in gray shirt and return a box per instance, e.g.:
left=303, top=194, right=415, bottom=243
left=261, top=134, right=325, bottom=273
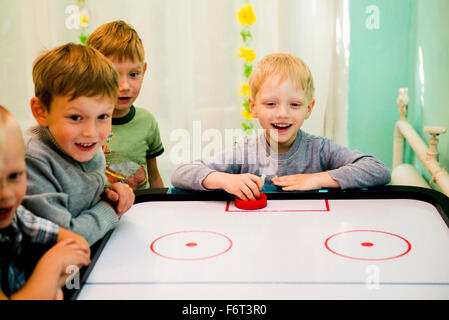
left=23, top=43, right=135, bottom=245
left=171, top=53, right=390, bottom=200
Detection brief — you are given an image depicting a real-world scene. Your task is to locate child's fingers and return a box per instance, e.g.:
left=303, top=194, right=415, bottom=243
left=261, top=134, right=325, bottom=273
left=58, top=238, right=78, bottom=247
left=70, top=248, right=91, bottom=266
left=272, top=178, right=287, bottom=186
left=59, top=238, right=90, bottom=253
left=78, top=254, right=91, bottom=266
left=271, top=175, right=282, bottom=183
left=104, top=187, right=119, bottom=202
left=112, top=184, right=135, bottom=213
left=272, top=175, right=296, bottom=187
left=127, top=190, right=136, bottom=208
left=237, top=186, right=253, bottom=201
left=59, top=238, right=91, bottom=259
left=69, top=244, right=91, bottom=260
left=247, top=180, right=261, bottom=199
left=78, top=245, right=91, bottom=256
left=235, top=191, right=248, bottom=201
left=282, top=185, right=302, bottom=191
left=238, top=180, right=260, bottom=201
left=249, top=174, right=264, bottom=191
left=116, top=185, right=135, bottom=215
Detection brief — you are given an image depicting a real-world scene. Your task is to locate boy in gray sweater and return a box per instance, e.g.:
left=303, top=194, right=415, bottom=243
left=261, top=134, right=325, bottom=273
left=171, top=53, right=390, bottom=200
left=23, top=43, right=135, bottom=245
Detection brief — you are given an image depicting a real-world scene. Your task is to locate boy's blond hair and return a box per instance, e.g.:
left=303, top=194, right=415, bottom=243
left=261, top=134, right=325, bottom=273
left=86, top=20, right=145, bottom=63
left=32, top=42, right=119, bottom=109
left=249, top=53, right=315, bottom=102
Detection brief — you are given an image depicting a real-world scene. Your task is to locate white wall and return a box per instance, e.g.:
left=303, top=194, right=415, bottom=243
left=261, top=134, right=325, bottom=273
left=0, top=0, right=348, bottom=186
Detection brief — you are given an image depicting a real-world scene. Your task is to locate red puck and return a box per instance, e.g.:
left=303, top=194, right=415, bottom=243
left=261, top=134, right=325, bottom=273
left=235, top=193, right=267, bottom=210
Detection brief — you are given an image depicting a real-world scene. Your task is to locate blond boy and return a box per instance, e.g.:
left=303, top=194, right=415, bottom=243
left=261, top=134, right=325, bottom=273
left=22, top=43, right=135, bottom=246
left=171, top=53, right=390, bottom=199
left=0, top=106, right=90, bottom=299
left=86, top=20, right=165, bottom=190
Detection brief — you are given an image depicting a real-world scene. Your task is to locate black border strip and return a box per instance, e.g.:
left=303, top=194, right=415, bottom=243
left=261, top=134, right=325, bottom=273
left=65, top=230, right=114, bottom=300
left=67, top=185, right=449, bottom=300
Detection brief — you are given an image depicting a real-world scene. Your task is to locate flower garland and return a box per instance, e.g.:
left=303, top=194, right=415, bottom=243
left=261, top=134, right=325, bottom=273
left=77, top=0, right=90, bottom=44
left=237, top=3, right=256, bottom=134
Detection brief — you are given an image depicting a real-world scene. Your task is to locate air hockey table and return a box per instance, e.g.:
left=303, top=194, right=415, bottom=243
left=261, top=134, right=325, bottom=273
left=69, top=185, right=449, bottom=300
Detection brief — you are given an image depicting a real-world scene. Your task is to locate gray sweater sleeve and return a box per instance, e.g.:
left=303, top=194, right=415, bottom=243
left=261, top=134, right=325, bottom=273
left=23, top=155, right=119, bottom=245
left=322, top=139, right=391, bottom=189
left=171, top=143, right=244, bottom=190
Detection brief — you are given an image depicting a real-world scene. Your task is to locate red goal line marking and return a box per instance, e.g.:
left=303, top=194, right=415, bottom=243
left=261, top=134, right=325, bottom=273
left=225, top=199, right=330, bottom=213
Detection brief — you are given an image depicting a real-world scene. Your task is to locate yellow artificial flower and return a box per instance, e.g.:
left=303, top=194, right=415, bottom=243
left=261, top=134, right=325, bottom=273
left=79, top=8, right=90, bottom=28
left=239, top=83, right=252, bottom=97
left=238, top=4, right=256, bottom=26
left=242, top=110, right=253, bottom=120
left=238, top=47, right=256, bottom=63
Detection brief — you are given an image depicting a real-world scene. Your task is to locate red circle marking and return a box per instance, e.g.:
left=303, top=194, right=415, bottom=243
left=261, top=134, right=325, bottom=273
left=150, top=230, right=233, bottom=261
left=185, top=242, right=197, bottom=247
left=361, top=242, right=374, bottom=247
left=324, top=230, right=412, bottom=261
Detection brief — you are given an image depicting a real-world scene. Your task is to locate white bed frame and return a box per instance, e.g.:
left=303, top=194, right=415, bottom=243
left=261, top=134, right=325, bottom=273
left=392, top=88, right=449, bottom=197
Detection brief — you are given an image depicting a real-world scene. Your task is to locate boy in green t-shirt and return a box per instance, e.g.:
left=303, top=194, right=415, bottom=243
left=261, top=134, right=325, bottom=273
left=86, top=20, right=164, bottom=190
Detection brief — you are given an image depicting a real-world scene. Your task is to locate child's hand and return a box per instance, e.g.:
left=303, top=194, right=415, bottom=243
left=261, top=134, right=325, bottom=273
left=43, top=238, right=91, bottom=269
left=204, top=172, right=263, bottom=201
left=3, top=238, right=90, bottom=300
left=39, top=238, right=91, bottom=287
left=103, top=183, right=135, bottom=217
left=57, top=227, right=90, bottom=250
left=272, top=172, right=340, bottom=191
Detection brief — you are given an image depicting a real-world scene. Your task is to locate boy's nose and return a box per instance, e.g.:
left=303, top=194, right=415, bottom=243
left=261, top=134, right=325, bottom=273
left=119, top=77, right=129, bottom=91
left=82, top=122, right=97, bottom=137
left=275, top=104, right=289, bottom=118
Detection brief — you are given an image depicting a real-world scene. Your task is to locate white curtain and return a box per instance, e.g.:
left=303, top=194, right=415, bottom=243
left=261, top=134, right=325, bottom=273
left=0, top=0, right=349, bottom=186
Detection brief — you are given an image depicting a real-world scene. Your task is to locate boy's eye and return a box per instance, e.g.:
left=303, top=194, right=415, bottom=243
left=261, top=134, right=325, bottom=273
left=98, top=114, right=110, bottom=120
left=9, top=172, right=23, bottom=180
left=69, top=115, right=82, bottom=121
left=129, top=72, right=139, bottom=78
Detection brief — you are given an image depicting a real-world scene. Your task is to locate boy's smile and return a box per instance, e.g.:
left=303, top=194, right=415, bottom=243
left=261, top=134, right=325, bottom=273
left=249, top=75, right=315, bottom=153
left=75, top=142, right=97, bottom=152
left=110, top=57, right=147, bottom=118
left=32, top=95, right=114, bottom=163
left=272, top=123, right=293, bottom=131
left=0, top=207, right=14, bottom=221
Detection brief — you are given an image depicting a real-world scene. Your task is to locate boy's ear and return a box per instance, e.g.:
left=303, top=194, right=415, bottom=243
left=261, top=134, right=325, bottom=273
left=143, top=62, right=148, bottom=75
left=30, top=97, right=49, bottom=127
left=305, top=99, right=315, bottom=120
left=249, top=97, right=257, bottom=118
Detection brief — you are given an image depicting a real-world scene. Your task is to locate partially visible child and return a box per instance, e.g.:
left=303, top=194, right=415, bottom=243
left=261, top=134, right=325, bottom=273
left=171, top=53, right=390, bottom=200
left=0, top=105, right=90, bottom=299
left=22, top=43, right=135, bottom=246
left=86, top=20, right=165, bottom=190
